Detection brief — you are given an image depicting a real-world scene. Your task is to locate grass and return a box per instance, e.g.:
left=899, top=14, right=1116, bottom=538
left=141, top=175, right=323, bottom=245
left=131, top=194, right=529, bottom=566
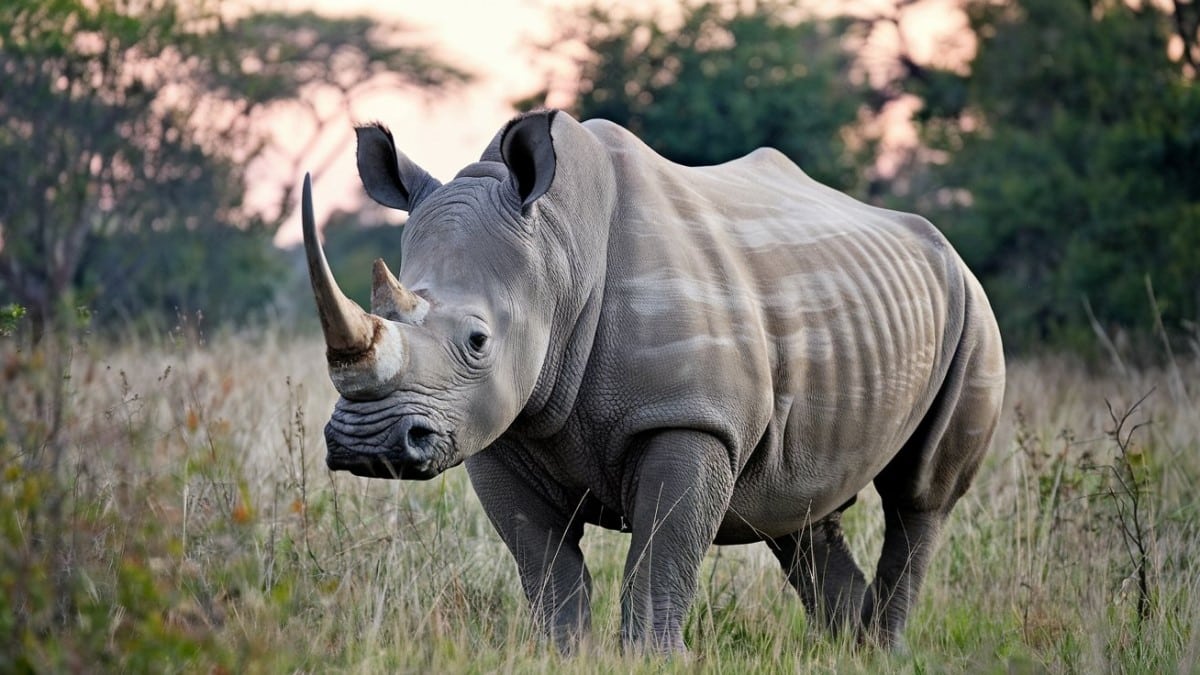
left=2, top=325, right=1197, bottom=673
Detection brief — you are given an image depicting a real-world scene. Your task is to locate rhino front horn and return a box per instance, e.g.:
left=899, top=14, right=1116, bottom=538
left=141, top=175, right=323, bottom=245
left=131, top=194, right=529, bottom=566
left=302, top=173, right=377, bottom=358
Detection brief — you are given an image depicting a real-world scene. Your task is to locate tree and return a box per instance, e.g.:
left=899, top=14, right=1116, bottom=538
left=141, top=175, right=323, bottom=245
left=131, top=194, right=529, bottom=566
left=524, top=1, right=878, bottom=194
left=1169, top=0, right=1200, bottom=75
left=0, top=0, right=469, bottom=339
left=77, top=223, right=285, bottom=330
left=894, top=0, right=1200, bottom=352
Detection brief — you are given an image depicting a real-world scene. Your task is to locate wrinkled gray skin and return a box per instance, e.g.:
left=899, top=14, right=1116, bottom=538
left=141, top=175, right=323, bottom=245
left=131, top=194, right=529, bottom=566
left=303, top=110, right=1005, bottom=654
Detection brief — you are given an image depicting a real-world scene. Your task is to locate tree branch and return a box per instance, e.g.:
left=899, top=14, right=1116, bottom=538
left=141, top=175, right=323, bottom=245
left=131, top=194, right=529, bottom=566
left=1172, top=0, right=1200, bottom=74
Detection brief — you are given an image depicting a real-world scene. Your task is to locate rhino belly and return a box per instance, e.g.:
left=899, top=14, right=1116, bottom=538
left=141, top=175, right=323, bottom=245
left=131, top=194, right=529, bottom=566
left=715, top=465, right=877, bottom=545
left=712, top=378, right=929, bottom=545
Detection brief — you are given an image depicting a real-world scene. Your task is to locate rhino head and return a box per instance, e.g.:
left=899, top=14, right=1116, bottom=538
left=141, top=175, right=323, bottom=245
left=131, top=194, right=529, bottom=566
left=304, top=110, right=602, bottom=480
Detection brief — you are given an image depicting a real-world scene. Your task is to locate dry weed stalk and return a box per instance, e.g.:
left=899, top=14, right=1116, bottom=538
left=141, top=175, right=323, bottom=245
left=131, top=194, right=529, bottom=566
left=1100, top=392, right=1156, bottom=629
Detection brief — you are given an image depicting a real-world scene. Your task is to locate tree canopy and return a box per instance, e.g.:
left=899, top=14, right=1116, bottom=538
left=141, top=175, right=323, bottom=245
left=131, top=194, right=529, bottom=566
left=531, top=0, right=1199, bottom=355
left=0, top=0, right=468, bottom=338
left=526, top=1, right=877, bottom=194
left=5, top=0, right=1196, bottom=355
left=896, top=0, right=1200, bottom=352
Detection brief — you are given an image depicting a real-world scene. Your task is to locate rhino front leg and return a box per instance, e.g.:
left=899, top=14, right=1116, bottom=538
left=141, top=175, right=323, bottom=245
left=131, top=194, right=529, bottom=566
left=466, top=451, right=592, bottom=652
left=621, top=430, right=734, bottom=654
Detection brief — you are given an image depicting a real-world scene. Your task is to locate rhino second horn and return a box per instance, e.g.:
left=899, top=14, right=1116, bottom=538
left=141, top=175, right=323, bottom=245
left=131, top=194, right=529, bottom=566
left=302, top=173, right=377, bottom=357
left=371, top=259, right=429, bottom=324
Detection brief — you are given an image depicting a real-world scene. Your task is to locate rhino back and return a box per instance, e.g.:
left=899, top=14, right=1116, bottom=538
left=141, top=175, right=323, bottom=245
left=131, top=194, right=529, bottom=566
left=572, top=120, right=966, bottom=537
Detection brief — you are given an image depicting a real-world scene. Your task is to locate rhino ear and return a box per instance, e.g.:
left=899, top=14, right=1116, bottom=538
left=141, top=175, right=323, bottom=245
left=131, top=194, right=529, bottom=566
left=355, top=123, right=441, bottom=212
left=500, top=110, right=558, bottom=211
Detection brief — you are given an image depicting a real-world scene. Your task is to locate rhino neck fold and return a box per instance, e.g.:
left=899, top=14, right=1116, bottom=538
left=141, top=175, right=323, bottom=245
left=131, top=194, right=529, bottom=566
left=515, top=278, right=605, bottom=439
left=508, top=116, right=618, bottom=440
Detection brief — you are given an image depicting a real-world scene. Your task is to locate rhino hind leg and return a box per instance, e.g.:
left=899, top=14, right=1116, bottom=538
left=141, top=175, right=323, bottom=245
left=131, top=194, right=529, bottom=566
left=858, top=506, right=944, bottom=651
left=770, top=508, right=868, bottom=637
left=862, top=293, right=1005, bottom=650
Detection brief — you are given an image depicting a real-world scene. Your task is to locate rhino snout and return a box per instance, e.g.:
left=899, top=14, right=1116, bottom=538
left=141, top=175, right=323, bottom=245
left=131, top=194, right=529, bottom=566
left=324, top=412, right=450, bottom=480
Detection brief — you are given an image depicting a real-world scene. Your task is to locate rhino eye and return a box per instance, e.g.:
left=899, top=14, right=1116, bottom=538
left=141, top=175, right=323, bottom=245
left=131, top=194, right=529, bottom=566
left=467, top=331, right=489, bottom=353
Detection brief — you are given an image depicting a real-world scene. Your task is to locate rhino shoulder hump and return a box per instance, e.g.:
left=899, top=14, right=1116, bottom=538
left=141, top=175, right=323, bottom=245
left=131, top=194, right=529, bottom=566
left=581, top=119, right=661, bottom=158
left=742, top=146, right=796, bottom=170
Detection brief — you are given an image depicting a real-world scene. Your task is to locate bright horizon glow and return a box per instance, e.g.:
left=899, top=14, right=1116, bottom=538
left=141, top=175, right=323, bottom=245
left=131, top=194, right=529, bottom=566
left=264, top=0, right=571, bottom=245
left=267, top=0, right=968, bottom=246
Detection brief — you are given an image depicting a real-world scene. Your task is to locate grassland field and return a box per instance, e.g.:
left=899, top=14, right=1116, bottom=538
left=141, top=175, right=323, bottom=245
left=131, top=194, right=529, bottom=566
left=1, top=327, right=1197, bottom=673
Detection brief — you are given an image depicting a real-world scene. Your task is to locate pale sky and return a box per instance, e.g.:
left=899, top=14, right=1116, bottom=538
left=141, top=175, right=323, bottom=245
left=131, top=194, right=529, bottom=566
left=266, top=0, right=580, bottom=244
left=268, top=0, right=968, bottom=245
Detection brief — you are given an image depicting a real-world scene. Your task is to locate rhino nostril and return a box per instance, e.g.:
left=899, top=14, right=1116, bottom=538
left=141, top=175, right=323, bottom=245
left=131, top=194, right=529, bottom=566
left=406, top=423, right=436, bottom=449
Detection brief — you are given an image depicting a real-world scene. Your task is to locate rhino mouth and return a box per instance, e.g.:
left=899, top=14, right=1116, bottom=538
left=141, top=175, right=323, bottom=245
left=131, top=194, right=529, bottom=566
left=324, top=405, right=456, bottom=480
left=325, top=447, right=443, bottom=480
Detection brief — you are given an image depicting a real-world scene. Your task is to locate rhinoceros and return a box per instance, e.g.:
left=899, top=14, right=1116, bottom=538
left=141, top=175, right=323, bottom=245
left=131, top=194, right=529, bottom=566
left=302, top=109, right=1005, bottom=653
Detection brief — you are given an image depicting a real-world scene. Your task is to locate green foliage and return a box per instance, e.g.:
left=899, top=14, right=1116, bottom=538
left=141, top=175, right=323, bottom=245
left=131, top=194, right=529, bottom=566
left=0, top=339, right=232, bottom=671
left=899, top=0, right=1200, bottom=353
left=78, top=221, right=285, bottom=329
left=0, top=0, right=468, bottom=337
left=531, top=1, right=876, bottom=194
left=0, top=305, right=25, bottom=337
left=1, top=0, right=203, bottom=334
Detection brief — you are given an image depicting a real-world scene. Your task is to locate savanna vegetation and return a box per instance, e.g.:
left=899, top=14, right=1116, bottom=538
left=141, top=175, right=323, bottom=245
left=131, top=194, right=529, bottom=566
left=2, top=0, right=1199, bottom=671
left=2, top=326, right=1197, bottom=672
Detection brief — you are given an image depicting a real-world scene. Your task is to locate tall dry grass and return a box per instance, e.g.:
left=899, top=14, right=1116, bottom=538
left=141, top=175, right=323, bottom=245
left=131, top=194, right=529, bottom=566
left=1, top=326, right=1197, bottom=672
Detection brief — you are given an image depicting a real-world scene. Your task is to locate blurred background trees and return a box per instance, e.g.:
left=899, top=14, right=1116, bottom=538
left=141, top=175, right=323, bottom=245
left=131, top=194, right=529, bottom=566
left=2, top=0, right=1196, bottom=357
left=520, top=1, right=878, bottom=194
left=533, top=0, right=1199, bottom=356
left=894, top=0, right=1200, bottom=352
left=0, top=0, right=467, bottom=338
